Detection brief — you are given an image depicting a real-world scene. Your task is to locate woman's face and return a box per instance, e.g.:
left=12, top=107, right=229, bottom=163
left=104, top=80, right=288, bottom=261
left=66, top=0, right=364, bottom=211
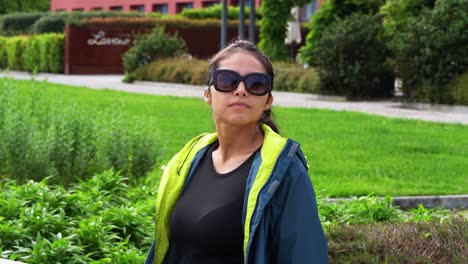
left=204, top=50, right=273, bottom=128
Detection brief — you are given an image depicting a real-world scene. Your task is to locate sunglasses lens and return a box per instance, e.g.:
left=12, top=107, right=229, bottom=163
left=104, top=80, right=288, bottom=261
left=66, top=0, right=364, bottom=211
left=245, top=74, right=270, bottom=95
left=216, top=71, right=239, bottom=92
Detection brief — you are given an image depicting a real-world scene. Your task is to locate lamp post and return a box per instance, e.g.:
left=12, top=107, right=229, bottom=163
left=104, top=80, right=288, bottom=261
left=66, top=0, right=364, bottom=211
left=221, top=0, right=228, bottom=48
left=239, top=0, right=245, bottom=39
left=249, top=0, right=255, bottom=42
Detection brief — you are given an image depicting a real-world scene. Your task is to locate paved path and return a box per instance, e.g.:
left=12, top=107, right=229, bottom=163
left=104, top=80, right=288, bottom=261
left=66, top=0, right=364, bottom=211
left=2, top=71, right=468, bottom=125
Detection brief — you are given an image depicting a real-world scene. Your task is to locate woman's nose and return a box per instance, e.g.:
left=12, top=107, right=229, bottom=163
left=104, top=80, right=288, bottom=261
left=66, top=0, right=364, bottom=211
left=234, top=81, right=248, bottom=97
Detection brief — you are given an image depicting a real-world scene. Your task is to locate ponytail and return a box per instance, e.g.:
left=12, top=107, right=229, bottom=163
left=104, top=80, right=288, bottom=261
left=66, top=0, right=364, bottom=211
left=260, top=109, right=280, bottom=134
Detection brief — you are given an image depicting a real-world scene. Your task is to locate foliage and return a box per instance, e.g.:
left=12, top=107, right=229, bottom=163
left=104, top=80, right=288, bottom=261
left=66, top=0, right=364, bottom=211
left=0, top=12, right=46, bottom=35
left=298, top=0, right=386, bottom=66
left=31, top=11, right=144, bottom=34
left=379, top=0, right=435, bottom=47
left=122, top=26, right=187, bottom=82
left=133, top=57, right=320, bottom=93
left=0, top=172, right=460, bottom=262
left=0, top=170, right=155, bottom=263
left=1, top=33, right=64, bottom=72
left=75, top=16, right=241, bottom=28
left=180, top=3, right=261, bottom=20
left=22, top=33, right=64, bottom=73
left=258, top=0, right=294, bottom=61
left=0, top=78, right=160, bottom=184
left=391, top=0, right=468, bottom=104
left=327, top=217, right=467, bottom=263
left=4, top=36, right=28, bottom=70
left=313, top=13, right=393, bottom=98
left=0, top=36, right=7, bottom=68
left=0, top=0, right=49, bottom=14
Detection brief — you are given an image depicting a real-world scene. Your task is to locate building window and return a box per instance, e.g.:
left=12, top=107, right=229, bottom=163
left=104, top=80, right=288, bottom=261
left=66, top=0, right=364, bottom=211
left=110, top=6, right=123, bottom=11
left=202, top=1, right=220, bottom=7
left=152, top=4, right=169, bottom=14
left=55, top=9, right=66, bottom=12
left=176, top=2, right=194, bottom=13
left=72, top=8, right=84, bottom=11
left=91, top=7, right=103, bottom=11
left=130, top=4, right=145, bottom=13
left=300, top=1, right=318, bottom=22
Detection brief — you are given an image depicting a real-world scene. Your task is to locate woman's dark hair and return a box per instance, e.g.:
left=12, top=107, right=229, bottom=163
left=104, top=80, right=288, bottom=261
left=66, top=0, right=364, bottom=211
left=207, top=39, right=280, bottom=134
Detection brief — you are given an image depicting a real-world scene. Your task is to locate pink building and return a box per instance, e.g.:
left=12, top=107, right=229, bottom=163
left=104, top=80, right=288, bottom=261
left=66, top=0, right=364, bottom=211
left=50, top=0, right=325, bottom=21
left=50, top=0, right=261, bottom=15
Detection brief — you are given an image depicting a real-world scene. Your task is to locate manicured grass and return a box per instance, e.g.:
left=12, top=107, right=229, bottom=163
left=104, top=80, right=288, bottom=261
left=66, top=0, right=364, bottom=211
left=2, top=78, right=467, bottom=197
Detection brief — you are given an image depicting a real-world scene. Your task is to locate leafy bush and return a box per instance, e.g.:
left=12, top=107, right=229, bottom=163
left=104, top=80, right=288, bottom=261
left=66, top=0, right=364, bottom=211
left=4, top=33, right=64, bottom=73
left=0, top=78, right=160, bottom=184
left=0, top=12, right=46, bottom=35
left=0, top=36, right=7, bottom=68
left=0, top=174, right=460, bottom=263
left=135, top=57, right=209, bottom=85
left=32, top=14, right=66, bottom=34
left=122, top=26, right=187, bottom=82
left=392, top=0, right=468, bottom=104
left=313, top=13, right=394, bottom=98
left=5, top=36, right=28, bottom=70
left=379, top=0, right=435, bottom=47
left=299, top=0, right=385, bottom=66
left=23, top=35, right=41, bottom=72
left=31, top=11, right=144, bottom=34
left=0, top=170, right=155, bottom=263
left=180, top=4, right=261, bottom=20
left=258, top=0, right=294, bottom=61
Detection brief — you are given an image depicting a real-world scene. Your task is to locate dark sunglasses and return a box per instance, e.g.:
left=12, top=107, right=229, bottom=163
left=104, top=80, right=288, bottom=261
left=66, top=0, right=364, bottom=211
left=210, top=69, right=272, bottom=96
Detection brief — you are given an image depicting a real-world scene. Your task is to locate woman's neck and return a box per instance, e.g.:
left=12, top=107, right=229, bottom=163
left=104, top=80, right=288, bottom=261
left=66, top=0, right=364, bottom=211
left=214, top=123, right=263, bottom=164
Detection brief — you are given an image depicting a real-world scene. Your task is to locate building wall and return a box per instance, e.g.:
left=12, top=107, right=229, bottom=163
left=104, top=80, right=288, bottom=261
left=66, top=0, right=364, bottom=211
left=50, top=0, right=262, bottom=14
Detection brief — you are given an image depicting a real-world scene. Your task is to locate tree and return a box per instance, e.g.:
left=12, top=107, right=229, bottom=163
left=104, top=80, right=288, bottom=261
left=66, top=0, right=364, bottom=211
left=0, top=0, right=50, bottom=14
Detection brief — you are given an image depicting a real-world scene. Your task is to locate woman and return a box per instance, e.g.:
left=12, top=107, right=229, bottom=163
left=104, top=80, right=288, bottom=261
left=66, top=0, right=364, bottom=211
left=145, top=40, right=328, bottom=264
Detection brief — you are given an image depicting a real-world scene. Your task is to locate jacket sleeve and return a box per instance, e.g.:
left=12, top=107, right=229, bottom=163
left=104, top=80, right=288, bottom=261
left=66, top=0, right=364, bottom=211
left=270, top=160, right=329, bottom=264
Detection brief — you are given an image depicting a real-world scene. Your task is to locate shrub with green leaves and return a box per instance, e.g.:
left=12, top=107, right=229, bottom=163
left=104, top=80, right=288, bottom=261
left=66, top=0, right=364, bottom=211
left=180, top=4, right=261, bottom=20
left=0, top=78, right=160, bottom=184
left=0, top=12, right=46, bottom=36
left=0, top=170, right=155, bottom=263
left=379, top=0, right=435, bottom=48
left=5, top=36, right=28, bottom=70
left=258, top=0, right=295, bottom=61
left=122, top=26, right=187, bottom=82
left=0, top=36, right=7, bottom=69
left=313, top=13, right=394, bottom=98
left=31, top=11, right=144, bottom=34
left=392, top=0, right=468, bottom=105
left=0, top=173, right=461, bottom=263
left=299, top=0, right=385, bottom=66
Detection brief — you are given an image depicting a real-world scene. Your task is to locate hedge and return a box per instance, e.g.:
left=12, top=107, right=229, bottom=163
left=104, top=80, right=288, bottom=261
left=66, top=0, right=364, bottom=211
left=75, top=16, right=241, bottom=28
left=0, top=36, right=7, bottom=68
left=134, top=57, right=320, bottom=94
left=5, top=36, right=28, bottom=70
left=180, top=4, right=261, bottom=20
left=0, top=12, right=46, bottom=36
left=0, top=34, right=64, bottom=73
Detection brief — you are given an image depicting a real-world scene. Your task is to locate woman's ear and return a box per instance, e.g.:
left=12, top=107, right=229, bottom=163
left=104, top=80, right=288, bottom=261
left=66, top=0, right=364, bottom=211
left=204, top=87, right=212, bottom=105
left=264, top=94, right=274, bottom=110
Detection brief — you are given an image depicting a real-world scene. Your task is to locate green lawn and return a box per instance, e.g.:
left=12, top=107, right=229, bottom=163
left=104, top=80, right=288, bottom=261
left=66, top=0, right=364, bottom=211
left=3, top=78, right=467, bottom=197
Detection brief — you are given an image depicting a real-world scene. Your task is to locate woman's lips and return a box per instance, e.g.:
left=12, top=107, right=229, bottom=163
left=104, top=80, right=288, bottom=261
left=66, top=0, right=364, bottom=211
left=229, top=102, right=250, bottom=108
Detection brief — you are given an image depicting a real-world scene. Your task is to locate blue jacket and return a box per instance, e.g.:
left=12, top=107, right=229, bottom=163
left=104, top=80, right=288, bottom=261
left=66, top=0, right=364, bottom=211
left=145, top=124, right=328, bottom=263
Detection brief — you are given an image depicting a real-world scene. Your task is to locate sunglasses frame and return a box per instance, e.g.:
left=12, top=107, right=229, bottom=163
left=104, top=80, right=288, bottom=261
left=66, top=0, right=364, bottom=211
left=211, top=69, right=272, bottom=96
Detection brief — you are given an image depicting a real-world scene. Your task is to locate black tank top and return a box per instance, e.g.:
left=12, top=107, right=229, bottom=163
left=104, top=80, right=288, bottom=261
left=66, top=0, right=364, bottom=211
left=169, top=142, right=259, bottom=263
